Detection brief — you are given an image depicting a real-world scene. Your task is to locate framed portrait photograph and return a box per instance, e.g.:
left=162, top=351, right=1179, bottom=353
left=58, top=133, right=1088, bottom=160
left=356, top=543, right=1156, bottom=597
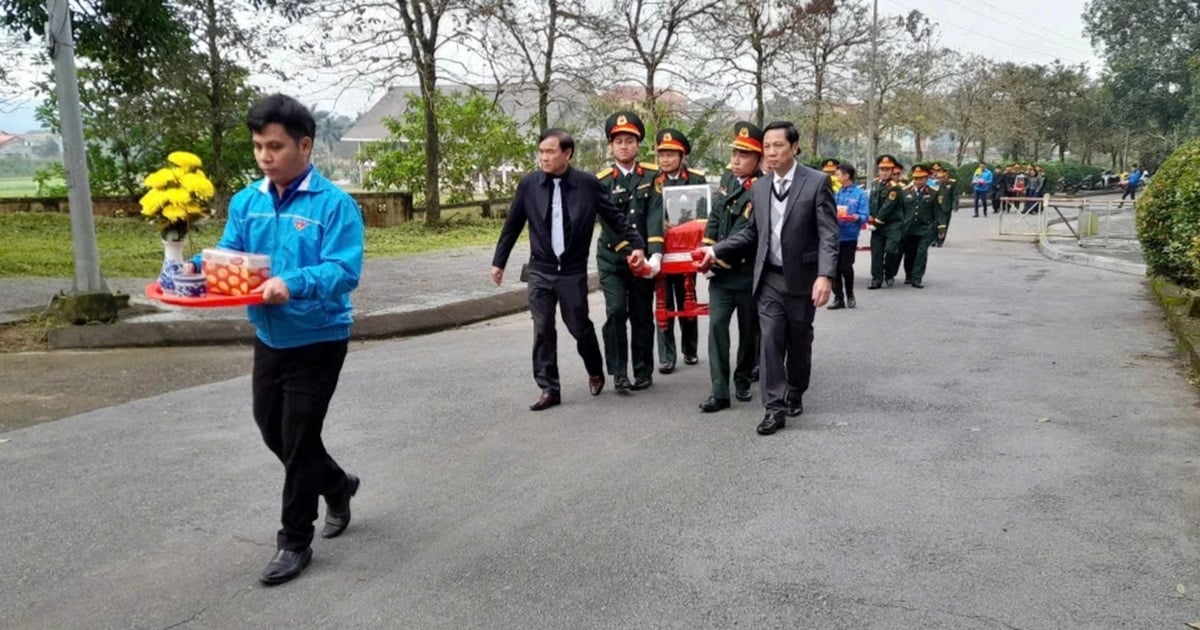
left=661, top=183, right=713, bottom=226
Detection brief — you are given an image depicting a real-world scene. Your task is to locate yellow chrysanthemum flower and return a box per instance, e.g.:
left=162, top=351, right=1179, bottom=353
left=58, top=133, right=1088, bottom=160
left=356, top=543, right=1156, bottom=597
left=167, top=151, right=203, bottom=171
left=139, top=189, right=167, bottom=216
left=165, top=187, right=192, bottom=206
left=143, top=167, right=176, bottom=190
left=180, top=172, right=215, bottom=201
left=183, top=201, right=206, bottom=217
left=162, top=204, right=188, bottom=221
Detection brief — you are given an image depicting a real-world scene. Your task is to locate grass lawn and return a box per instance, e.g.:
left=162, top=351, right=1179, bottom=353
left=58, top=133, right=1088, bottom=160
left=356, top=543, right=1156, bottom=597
left=0, top=177, right=42, bottom=197
left=0, top=212, right=512, bottom=278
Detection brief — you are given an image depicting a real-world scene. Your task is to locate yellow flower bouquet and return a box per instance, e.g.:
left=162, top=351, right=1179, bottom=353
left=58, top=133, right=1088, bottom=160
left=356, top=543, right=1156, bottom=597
left=140, top=151, right=216, bottom=292
left=139, top=151, right=215, bottom=242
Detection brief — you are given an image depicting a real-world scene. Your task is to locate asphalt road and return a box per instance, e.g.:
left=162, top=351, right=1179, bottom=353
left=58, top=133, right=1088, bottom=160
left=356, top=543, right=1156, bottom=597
left=3, top=213, right=1199, bottom=629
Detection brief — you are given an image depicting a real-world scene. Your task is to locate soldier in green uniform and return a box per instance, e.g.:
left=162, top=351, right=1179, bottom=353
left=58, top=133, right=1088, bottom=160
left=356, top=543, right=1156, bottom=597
left=897, top=164, right=948, bottom=288
left=698, top=121, right=763, bottom=413
left=867, top=155, right=905, bottom=290
left=930, top=162, right=957, bottom=247
left=596, top=111, right=664, bottom=392
left=653, top=127, right=706, bottom=374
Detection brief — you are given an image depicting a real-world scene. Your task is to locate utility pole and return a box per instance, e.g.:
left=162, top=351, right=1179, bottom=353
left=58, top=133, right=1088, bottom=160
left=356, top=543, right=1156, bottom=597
left=867, top=0, right=878, bottom=169
left=46, top=0, right=118, bottom=322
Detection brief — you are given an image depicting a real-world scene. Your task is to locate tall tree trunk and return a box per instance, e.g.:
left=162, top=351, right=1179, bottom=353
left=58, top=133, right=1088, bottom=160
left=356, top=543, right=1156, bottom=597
left=537, top=0, right=557, bottom=132
left=811, top=67, right=824, bottom=156
left=914, top=131, right=924, bottom=161
left=204, top=0, right=228, bottom=217
left=644, top=65, right=658, bottom=130
left=754, top=59, right=765, bottom=128
left=1058, top=144, right=1066, bottom=162
left=419, top=62, right=440, bottom=225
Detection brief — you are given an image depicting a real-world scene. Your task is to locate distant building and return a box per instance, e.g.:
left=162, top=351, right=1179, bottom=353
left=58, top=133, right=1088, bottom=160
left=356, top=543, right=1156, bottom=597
left=0, top=130, right=61, bottom=158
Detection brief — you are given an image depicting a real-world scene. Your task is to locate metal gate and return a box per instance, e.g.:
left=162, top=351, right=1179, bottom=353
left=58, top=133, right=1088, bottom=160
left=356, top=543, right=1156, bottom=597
left=996, top=195, right=1048, bottom=236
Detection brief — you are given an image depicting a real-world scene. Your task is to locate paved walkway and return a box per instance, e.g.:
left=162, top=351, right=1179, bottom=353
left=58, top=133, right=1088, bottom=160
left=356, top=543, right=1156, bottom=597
left=3, top=194, right=1197, bottom=628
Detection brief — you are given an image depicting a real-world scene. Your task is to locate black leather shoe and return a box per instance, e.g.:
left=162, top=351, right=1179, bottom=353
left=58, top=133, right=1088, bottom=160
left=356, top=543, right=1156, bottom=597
left=322, top=474, right=360, bottom=539
left=658, top=361, right=675, bottom=375
left=756, top=412, right=786, bottom=435
left=631, top=375, right=653, bottom=391
left=827, top=299, right=845, bottom=310
left=847, top=296, right=856, bottom=309
left=750, top=367, right=760, bottom=382
left=885, top=278, right=895, bottom=287
left=699, top=397, right=730, bottom=412
left=589, top=375, right=604, bottom=396
left=735, top=387, right=752, bottom=402
left=911, top=280, right=924, bottom=289
left=786, top=398, right=803, bottom=418
left=529, top=390, right=561, bottom=411
left=614, top=376, right=632, bottom=393
left=868, top=281, right=882, bottom=290
left=684, top=354, right=699, bottom=365
left=260, top=547, right=312, bottom=585
left=903, top=277, right=912, bottom=285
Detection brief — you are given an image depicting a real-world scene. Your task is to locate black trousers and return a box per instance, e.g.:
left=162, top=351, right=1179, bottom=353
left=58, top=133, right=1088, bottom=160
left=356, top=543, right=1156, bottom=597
left=758, top=268, right=816, bottom=412
left=252, top=338, right=351, bottom=552
left=832, top=240, right=857, bottom=300
left=529, top=269, right=604, bottom=393
left=973, top=190, right=989, bottom=216
left=1121, top=186, right=1137, bottom=201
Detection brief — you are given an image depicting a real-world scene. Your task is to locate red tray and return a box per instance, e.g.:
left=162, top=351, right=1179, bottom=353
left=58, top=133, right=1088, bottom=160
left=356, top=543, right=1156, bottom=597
left=144, top=282, right=263, bottom=308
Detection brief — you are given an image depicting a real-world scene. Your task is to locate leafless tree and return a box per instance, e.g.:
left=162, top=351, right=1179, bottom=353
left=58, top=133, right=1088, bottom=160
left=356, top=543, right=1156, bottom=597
left=943, top=56, right=994, bottom=165
left=469, top=0, right=604, bottom=132
left=601, top=0, right=721, bottom=130
left=786, top=0, right=872, bottom=155
left=314, top=0, right=473, bottom=225
left=705, top=0, right=799, bottom=127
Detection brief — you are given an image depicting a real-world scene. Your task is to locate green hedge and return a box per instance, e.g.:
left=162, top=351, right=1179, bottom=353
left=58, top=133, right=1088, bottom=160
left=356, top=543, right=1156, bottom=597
left=1136, top=137, right=1200, bottom=288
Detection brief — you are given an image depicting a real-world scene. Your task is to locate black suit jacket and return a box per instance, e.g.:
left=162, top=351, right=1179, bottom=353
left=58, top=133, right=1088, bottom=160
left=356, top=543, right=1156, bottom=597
left=493, top=167, right=645, bottom=276
left=712, top=162, right=839, bottom=297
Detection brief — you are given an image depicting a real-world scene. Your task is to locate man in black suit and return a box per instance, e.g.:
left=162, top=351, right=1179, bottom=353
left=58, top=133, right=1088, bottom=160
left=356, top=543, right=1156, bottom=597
left=492, top=128, right=646, bottom=411
left=697, top=121, right=839, bottom=435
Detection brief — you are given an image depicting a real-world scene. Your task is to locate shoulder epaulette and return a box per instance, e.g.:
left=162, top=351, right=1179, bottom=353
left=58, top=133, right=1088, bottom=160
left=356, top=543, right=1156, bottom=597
left=687, top=167, right=707, bottom=177
left=596, top=167, right=613, bottom=179
left=639, top=161, right=659, bottom=172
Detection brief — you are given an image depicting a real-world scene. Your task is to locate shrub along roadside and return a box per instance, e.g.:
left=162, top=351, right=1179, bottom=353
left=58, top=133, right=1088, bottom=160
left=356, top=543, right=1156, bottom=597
left=1135, top=136, right=1200, bottom=289
left=0, top=212, right=513, bottom=278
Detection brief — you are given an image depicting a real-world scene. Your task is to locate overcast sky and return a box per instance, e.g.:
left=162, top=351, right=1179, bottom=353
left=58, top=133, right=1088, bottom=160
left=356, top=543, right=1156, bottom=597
left=0, top=0, right=1100, bottom=132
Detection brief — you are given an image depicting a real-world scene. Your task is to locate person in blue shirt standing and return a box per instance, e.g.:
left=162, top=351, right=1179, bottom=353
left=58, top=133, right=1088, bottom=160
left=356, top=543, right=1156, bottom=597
left=971, top=161, right=993, bottom=217
left=190, top=94, right=365, bottom=586
left=829, top=163, right=870, bottom=309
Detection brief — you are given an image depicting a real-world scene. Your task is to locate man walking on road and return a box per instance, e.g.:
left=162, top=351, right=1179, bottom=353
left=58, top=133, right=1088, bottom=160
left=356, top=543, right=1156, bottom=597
left=697, top=121, right=840, bottom=436
left=1121, top=164, right=1143, bottom=203
left=595, top=111, right=663, bottom=393
left=491, top=128, right=646, bottom=411
left=698, top=121, right=763, bottom=413
left=192, top=94, right=365, bottom=585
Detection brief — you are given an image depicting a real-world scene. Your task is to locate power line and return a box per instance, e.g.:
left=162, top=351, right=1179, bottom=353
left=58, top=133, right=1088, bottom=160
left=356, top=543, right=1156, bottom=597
left=940, top=0, right=1098, bottom=57
left=883, top=0, right=1095, bottom=66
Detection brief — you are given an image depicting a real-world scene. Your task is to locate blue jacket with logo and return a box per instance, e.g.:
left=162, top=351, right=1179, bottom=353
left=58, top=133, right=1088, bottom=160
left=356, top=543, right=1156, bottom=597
left=199, top=166, right=364, bottom=349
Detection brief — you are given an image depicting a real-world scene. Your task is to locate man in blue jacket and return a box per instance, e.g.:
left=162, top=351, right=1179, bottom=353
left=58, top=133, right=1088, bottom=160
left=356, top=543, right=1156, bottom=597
left=829, top=163, right=869, bottom=309
left=972, top=162, right=992, bottom=217
left=191, top=94, right=364, bottom=585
